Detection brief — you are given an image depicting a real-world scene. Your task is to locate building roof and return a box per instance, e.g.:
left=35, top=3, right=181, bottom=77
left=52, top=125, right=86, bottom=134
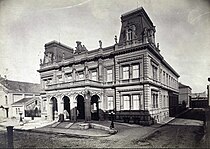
left=0, top=76, right=40, bottom=93
left=179, top=82, right=192, bottom=89
left=12, top=97, right=40, bottom=106
left=121, top=7, right=154, bottom=26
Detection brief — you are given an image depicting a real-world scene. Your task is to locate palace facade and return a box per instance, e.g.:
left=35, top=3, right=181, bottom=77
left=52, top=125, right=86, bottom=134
left=38, top=7, right=179, bottom=125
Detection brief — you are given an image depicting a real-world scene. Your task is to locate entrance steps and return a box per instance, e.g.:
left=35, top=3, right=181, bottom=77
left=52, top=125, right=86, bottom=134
left=56, top=121, right=73, bottom=129
left=51, top=122, right=60, bottom=128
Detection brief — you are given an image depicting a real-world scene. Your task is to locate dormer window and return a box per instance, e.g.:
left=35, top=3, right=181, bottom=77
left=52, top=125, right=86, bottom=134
left=127, top=29, right=133, bottom=41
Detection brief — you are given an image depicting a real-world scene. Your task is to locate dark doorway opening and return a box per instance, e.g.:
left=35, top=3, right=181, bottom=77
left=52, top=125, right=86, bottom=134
left=51, top=97, right=58, bottom=120
left=76, top=95, right=85, bottom=120
left=91, top=95, right=99, bottom=120
left=63, top=96, right=70, bottom=120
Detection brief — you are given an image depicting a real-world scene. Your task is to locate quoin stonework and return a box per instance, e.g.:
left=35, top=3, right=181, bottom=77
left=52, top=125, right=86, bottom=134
left=38, top=7, right=179, bottom=125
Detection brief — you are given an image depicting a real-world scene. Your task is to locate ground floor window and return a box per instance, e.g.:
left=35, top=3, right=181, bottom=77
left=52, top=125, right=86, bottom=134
left=121, top=95, right=130, bottom=110
left=107, top=96, right=114, bottom=110
left=43, top=99, right=47, bottom=112
left=121, top=93, right=143, bottom=110
left=152, top=91, right=158, bottom=108
left=131, top=94, right=143, bottom=110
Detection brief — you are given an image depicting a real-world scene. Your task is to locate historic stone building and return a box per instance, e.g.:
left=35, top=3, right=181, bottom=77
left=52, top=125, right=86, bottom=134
left=38, top=7, right=179, bottom=125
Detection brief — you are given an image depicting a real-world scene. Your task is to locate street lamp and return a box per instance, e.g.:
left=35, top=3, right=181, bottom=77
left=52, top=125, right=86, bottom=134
left=109, top=111, right=115, bottom=129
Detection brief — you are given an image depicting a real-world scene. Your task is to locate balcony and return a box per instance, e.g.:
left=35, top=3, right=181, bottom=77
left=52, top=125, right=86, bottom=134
left=45, top=79, right=104, bottom=90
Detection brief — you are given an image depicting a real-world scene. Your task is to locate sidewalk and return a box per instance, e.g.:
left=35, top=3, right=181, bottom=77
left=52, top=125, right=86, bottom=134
left=0, top=118, right=55, bottom=130
left=0, top=117, right=175, bottom=139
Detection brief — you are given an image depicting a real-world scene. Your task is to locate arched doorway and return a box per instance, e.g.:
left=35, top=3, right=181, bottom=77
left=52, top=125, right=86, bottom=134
left=91, top=95, right=99, bottom=120
left=63, top=96, right=70, bottom=120
left=76, top=95, right=85, bottom=120
left=51, top=97, right=58, bottom=120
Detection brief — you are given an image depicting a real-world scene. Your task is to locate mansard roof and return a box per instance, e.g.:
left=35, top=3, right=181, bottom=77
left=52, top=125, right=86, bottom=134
left=121, top=7, right=154, bottom=27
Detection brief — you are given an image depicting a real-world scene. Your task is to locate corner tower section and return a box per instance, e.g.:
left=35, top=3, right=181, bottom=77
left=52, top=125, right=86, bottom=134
left=118, top=7, right=156, bottom=47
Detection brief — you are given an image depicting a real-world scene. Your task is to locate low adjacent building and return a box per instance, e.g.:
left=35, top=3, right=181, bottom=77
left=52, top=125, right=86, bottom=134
left=0, top=76, right=40, bottom=119
left=11, top=97, right=41, bottom=119
left=179, top=82, right=192, bottom=107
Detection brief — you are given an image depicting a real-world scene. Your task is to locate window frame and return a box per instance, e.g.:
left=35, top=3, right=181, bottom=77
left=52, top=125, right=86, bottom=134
left=122, top=65, right=130, bottom=80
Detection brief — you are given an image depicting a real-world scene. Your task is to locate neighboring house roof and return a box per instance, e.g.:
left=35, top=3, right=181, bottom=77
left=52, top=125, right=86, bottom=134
left=179, top=82, right=192, bottom=90
left=12, top=97, right=40, bottom=106
left=0, top=76, right=40, bottom=93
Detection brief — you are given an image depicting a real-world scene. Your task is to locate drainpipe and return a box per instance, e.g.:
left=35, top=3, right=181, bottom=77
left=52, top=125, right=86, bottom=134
left=114, top=40, right=117, bottom=117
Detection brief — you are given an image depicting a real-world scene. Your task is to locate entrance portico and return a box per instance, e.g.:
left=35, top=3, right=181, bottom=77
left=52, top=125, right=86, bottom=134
left=45, top=89, right=102, bottom=122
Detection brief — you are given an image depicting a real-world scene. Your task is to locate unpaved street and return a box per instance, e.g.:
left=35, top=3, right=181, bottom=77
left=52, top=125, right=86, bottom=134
left=0, top=120, right=205, bottom=148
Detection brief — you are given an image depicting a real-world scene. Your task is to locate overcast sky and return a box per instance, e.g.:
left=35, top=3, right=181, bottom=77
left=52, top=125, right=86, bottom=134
left=0, top=0, right=210, bottom=93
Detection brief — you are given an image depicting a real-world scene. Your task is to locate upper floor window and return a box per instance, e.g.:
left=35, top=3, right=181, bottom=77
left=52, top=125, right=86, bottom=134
left=122, top=66, right=129, bottom=80
left=91, top=71, right=97, bottom=81
left=65, top=73, right=72, bottom=81
left=78, top=72, right=84, bottom=80
left=5, top=95, right=8, bottom=105
left=57, top=75, right=62, bottom=82
left=132, top=64, right=139, bottom=78
left=166, top=74, right=168, bottom=85
left=127, top=29, right=133, bottom=41
left=163, top=71, right=165, bottom=84
left=152, top=65, right=158, bottom=80
left=107, top=69, right=113, bottom=82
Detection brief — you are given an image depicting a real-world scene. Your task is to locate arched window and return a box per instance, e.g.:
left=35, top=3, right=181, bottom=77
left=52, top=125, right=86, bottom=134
left=127, top=29, right=133, bottom=41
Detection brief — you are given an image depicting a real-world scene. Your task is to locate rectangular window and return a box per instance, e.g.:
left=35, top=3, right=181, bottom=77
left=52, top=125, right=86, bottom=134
left=132, top=95, right=139, bottom=110
left=5, top=96, right=8, bottom=105
left=57, top=75, right=62, bottom=82
left=91, top=71, right=97, bottom=81
left=107, top=69, right=113, bottom=82
left=78, top=72, right=84, bottom=80
left=122, top=95, right=130, bottom=110
left=132, top=64, right=139, bottom=78
left=152, top=65, right=158, bottom=80
left=163, top=71, right=165, bottom=84
left=65, top=73, right=72, bottom=81
left=122, top=66, right=129, bottom=80
left=107, top=97, right=114, bottom=110
left=43, top=99, right=47, bottom=112
left=152, top=93, right=158, bottom=108
left=166, top=74, right=168, bottom=85
left=163, top=95, right=165, bottom=107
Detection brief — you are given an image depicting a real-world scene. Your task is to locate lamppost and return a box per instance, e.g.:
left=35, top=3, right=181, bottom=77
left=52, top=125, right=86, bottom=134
left=110, top=111, right=115, bottom=129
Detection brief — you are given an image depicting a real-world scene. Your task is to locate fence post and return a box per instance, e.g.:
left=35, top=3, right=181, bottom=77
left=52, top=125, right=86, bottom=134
left=6, top=126, right=14, bottom=148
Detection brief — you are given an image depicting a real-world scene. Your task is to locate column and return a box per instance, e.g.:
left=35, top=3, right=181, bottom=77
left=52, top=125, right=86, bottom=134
left=48, top=102, right=53, bottom=121
left=84, top=92, right=91, bottom=122
left=84, top=62, right=89, bottom=79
